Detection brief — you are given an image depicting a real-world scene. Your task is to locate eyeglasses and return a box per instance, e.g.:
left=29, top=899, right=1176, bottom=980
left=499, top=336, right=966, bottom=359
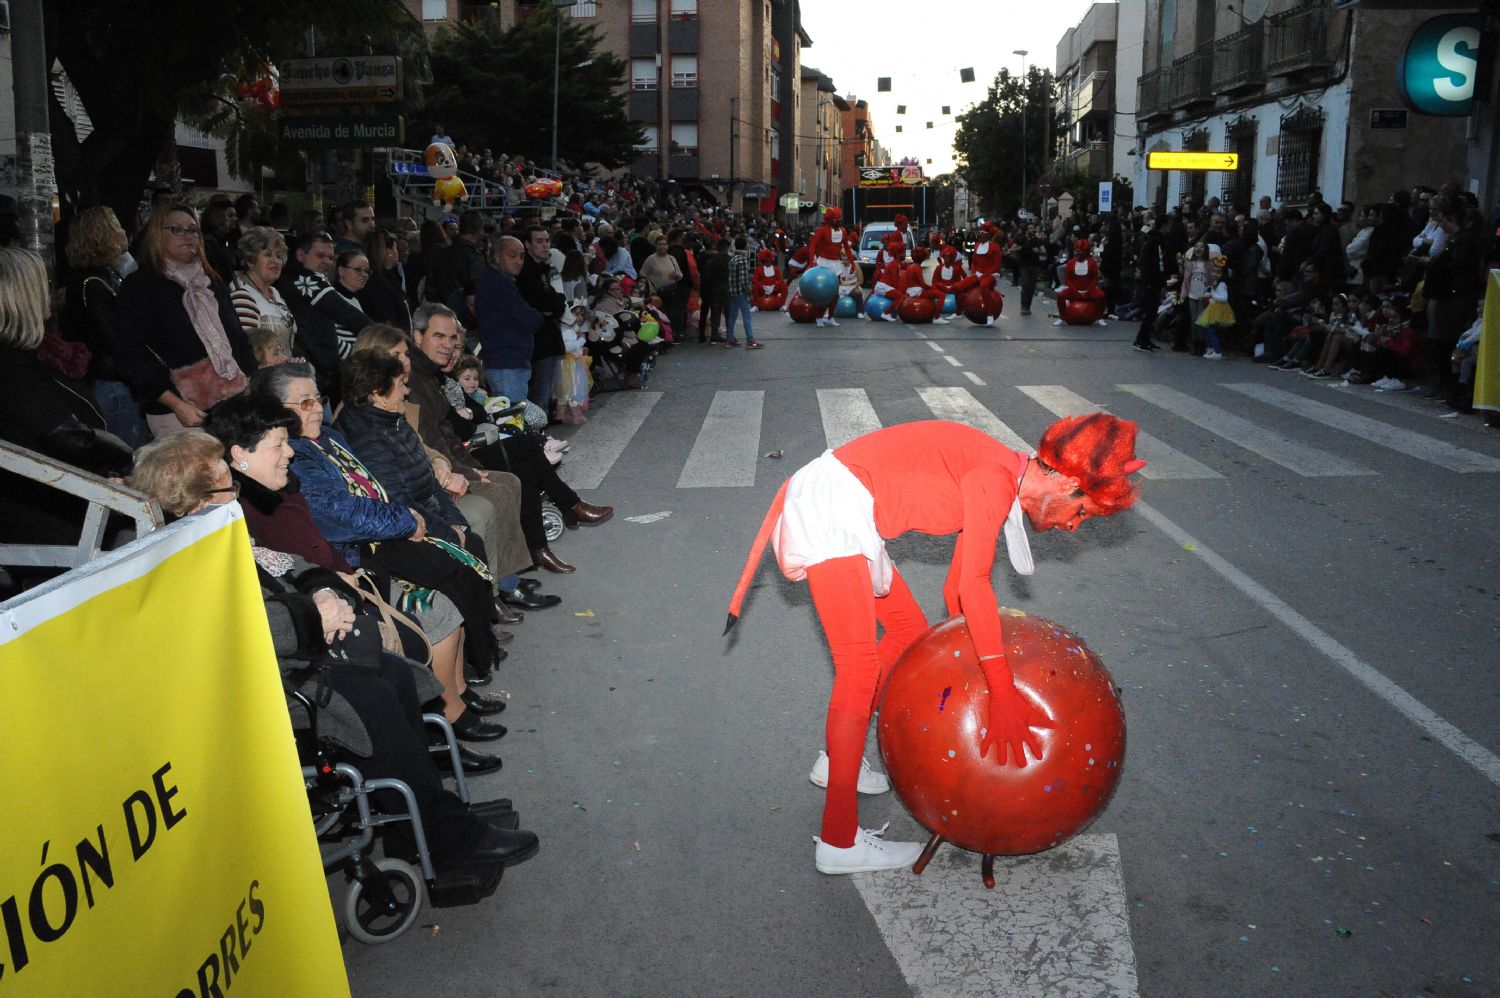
left=165, top=225, right=202, bottom=238
left=201, top=481, right=241, bottom=500
left=290, top=395, right=327, bottom=412
left=342, top=266, right=372, bottom=276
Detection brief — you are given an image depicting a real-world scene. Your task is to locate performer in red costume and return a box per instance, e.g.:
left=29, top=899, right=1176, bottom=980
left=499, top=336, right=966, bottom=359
left=892, top=213, right=917, bottom=254
left=928, top=245, right=975, bottom=325
left=1055, top=238, right=1107, bottom=326
left=806, top=208, right=856, bottom=327
left=751, top=248, right=788, bottom=311
left=969, top=222, right=1003, bottom=281
left=726, top=415, right=1146, bottom=874
left=871, top=236, right=906, bottom=299
left=893, top=246, right=944, bottom=315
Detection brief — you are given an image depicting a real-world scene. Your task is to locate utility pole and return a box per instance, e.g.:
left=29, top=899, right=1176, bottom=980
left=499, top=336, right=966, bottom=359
left=11, top=0, right=56, bottom=272
left=1014, top=50, right=1028, bottom=219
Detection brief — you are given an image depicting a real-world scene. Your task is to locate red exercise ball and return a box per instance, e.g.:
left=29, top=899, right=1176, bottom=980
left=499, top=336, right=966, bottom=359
left=752, top=290, right=787, bottom=311
left=961, top=287, right=1004, bottom=325
left=877, top=610, right=1126, bottom=857
left=787, top=295, right=822, bottom=323
left=1058, top=297, right=1106, bottom=325
left=897, top=297, right=937, bottom=324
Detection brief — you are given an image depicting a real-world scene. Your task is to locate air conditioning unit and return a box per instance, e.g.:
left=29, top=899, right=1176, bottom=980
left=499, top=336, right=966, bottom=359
left=0, top=1, right=11, bottom=33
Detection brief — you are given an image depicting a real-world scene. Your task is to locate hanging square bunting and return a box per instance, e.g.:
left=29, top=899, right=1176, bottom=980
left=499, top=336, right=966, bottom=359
left=926, top=122, right=933, bottom=129
left=878, top=77, right=892, bottom=92
left=942, top=106, right=951, bottom=115
left=895, top=125, right=903, bottom=132
left=960, top=68, right=976, bottom=83
left=897, top=105, right=906, bottom=114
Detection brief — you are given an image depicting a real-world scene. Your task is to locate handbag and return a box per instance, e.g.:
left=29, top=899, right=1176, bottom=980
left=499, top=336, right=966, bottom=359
left=345, top=569, right=432, bottom=668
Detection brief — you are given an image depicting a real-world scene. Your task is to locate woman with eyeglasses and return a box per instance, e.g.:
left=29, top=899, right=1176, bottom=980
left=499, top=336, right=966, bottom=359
left=115, top=203, right=257, bottom=436
left=229, top=226, right=297, bottom=366
left=331, top=249, right=373, bottom=357
left=357, top=229, right=412, bottom=332
left=126, top=428, right=538, bottom=871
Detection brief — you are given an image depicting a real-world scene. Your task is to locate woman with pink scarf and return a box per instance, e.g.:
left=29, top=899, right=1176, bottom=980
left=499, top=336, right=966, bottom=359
left=116, top=203, right=257, bottom=436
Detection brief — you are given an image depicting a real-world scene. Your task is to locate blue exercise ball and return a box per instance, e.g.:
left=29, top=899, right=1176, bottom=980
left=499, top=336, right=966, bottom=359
left=866, top=294, right=894, bottom=320
left=943, top=293, right=959, bottom=315
left=835, top=294, right=860, bottom=318
left=799, top=266, right=840, bottom=307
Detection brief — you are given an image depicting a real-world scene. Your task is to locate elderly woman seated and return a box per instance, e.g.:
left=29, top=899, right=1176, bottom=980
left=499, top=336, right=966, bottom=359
left=125, top=430, right=538, bottom=872
left=201, top=393, right=509, bottom=749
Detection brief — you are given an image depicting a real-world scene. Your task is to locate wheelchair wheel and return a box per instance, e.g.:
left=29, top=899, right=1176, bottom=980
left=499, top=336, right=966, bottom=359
left=344, top=857, right=424, bottom=945
left=540, top=498, right=566, bottom=542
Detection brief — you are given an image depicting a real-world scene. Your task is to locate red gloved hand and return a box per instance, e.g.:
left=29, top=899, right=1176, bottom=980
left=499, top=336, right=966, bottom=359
left=979, top=682, right=1054, bottom=767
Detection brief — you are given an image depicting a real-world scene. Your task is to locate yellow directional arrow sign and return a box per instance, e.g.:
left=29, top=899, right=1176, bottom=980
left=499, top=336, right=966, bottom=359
left=1147, top=151, right=1240, bottom=171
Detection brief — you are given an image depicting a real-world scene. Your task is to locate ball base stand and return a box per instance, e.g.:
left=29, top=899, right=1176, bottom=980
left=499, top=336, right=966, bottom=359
left=910, top=833, right=999, bottom=889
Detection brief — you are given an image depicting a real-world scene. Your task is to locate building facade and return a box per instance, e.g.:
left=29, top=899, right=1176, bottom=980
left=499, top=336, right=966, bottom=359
left=413, top=0, right=816, bottom=214
left=839, top=99, right=891, bottom=190
left=1129, top=0, right=1470, bottom=213
left=1054, top=3, right=1124, bottom=184
left=796, top=66, right=847, bottom=214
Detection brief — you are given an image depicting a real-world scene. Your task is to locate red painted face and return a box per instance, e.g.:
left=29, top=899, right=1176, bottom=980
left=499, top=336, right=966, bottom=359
left=1025, top=470, right=1091, bottom=533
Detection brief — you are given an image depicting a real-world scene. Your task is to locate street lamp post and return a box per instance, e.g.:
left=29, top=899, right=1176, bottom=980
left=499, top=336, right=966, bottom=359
left=551, top=0, right=574, bottom=173
left=1014, top=49, right=1028, bottom=218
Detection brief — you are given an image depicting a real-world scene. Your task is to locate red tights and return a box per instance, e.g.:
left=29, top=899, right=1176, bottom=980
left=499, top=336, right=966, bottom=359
left=806, top=555, right=929, bottom=847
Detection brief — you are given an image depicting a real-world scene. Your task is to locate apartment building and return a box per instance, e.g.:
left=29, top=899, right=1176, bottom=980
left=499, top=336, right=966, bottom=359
left=1054, top=2, right=1143, bottom=188
left=796, top=66, right=848, bottom=214
left=839, top=99, right=891, bottom=191
left=411, top=0, right=815, bottom=214
left=1130, top=0, right=1469, bottom=212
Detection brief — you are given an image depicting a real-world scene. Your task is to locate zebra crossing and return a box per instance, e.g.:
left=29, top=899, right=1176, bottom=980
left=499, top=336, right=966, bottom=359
left=565, top=382, right=1500, bottom=490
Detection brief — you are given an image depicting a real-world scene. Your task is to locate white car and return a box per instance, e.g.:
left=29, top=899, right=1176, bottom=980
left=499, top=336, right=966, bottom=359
left=855, top=223, right=914, bottom=279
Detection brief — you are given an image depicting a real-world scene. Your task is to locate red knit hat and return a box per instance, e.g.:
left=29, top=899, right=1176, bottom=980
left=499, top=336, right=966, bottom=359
left=824, top=207, right=842, bottom=224
left=756, top=248, right=775, bottom=264
left=911, top=245, right=930, bottom=263
left=1036, top=413, right=1147, bottom=516
left=940, top=244, right=958, bottom=262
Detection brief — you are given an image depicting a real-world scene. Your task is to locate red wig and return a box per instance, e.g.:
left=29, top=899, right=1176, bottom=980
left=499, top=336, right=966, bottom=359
left=940, top=245, right=958, bottom=262
left=911, top=246, right=930, bottom=263
left=823, top=207, right=843, bottom=224
left=894, top=213, right=910, bottom=228
left=1036, top=413, right=1147, bottom=516
left=756, top=248, right=776, bottom=265
left=1074, top=238, right=1092, bottom=255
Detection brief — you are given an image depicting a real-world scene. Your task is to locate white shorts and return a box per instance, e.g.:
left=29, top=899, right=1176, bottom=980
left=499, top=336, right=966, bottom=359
left=814, top=257, right=848, bottom=278
left=772, top=451, right=893, bottom=596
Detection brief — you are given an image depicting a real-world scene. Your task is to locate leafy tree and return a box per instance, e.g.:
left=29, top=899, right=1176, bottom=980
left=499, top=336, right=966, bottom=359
left=421, top=7, right=642, bottom=171
left=45, top=0, right=418, bottom=225
left=952, top=67, right=1059, bottom=219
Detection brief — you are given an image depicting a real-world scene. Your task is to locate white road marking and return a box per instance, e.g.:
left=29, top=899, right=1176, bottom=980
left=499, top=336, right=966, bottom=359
left=676, top=390, right=764, bottom=488
left=623, top=511, right=672, bottom=524
left=943, top=354, right=963, bottom=367
left=1119, top=383, right=1375, bottom=477
left=565, top=391, right=663, bottom=490
left=1136, top=501, right=1500, bottom=787
left=854, top=834, right=1139, bottom=998
left=963, top=371, right=987, bottom=386
left=1223, top=383, right=1500, bottom=474
left=912, top=330, right=928, bottom=340
left=817, top=388, right=883, bottom=450
left=926, top=340, right=947, bottom=353
left=917, top=387, right=1031, bottom=450
left=1016, top=385, right=1222, bottom=481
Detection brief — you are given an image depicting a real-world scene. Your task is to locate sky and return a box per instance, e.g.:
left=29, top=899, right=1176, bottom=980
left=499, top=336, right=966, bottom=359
left=797, top=0, right=1106, bottom=176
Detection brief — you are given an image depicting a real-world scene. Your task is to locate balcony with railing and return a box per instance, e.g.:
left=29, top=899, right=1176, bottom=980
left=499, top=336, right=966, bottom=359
left=1074, top=71, right=1113, bottom=120
left=1136, top=68, right=1172, bottom=119
left=1267, top=3, right=1332, bottom=77
left=1213, top=21, right=1264, bottom=94
left=1169, top=46, right=1214, bottom=110
left=1064, top=143, right=1110, bottom=177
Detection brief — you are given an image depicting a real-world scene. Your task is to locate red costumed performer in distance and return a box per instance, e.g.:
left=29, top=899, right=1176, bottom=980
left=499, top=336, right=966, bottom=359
left=969, top=222, right=1003, bottom=281
left=892, top=213, right=917, bottom=254
left=751, top=248, right=788, bottom=311
left=894, top=246, right=944, bottom=312
left=806, top=207, right=856, bottom=327
left=870, top=235, right=906, bottom=314
left=928, top=245, right=976, bottom=325
left=726, top=415, right=1146, bottom=874
left=1055, top=238, right=1106, bottom=325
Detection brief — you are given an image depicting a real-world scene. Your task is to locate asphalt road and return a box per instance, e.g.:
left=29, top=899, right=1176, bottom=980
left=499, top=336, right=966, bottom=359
left=343, top=299, right=1500, bottom=998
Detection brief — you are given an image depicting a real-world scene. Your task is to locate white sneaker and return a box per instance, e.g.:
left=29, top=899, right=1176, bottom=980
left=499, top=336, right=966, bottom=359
left=815, top=317, right=827, bottom=327
left=1203, top=350, right=1222, bottom=360
left=932, top=316, right=949, bottom=324
left=814, top=824, right=924, bottom=875
left=1096, top=318, right=1108, bottom=326
left=881, top=313, right=897, bottom=322
left=808, top=750, right=890, bottom=795
left=985, top=316, right=995, bottom=326
left=827, top=318, right=840, bottom=327
left=1053, top=318, right=1065, bottom=326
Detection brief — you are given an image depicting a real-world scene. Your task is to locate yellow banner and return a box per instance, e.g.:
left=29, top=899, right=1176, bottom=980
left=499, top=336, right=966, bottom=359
left=1474, top=271, right=1500, bottom=414
left=1146, top=150, right=1240, bottom=171
left=0, top=504, right=348, bottom=997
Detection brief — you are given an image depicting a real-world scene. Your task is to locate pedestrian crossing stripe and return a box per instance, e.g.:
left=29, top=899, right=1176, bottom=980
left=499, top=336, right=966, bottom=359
left=565, top=385, right=1498, bottom=490
left=1016, top=386, right=1222, bottom=481
left=1223, top=383, right=1500, bottom=474
left=1119, top=383, right=1377, bottom=477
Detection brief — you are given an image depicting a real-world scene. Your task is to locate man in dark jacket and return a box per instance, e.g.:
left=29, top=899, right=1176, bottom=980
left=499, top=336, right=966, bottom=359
left=277, top=232, right=369, bottom=401
left=515, top=225, right=566, bottom=415
left=697, top=238, right=730, bottom=343
left=1132, top=215, right=1173, bottom=351
left=475, top=235, right=542, bottom=403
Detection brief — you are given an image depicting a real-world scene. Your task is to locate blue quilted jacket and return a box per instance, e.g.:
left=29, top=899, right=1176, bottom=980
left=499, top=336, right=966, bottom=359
left=288, top=425, right=421, bottom=566
left=334, top=403, right=467, bottom=543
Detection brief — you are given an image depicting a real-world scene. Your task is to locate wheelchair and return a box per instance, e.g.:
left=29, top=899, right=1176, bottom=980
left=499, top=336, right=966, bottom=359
left=290, top=690, right=520, bottom=944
